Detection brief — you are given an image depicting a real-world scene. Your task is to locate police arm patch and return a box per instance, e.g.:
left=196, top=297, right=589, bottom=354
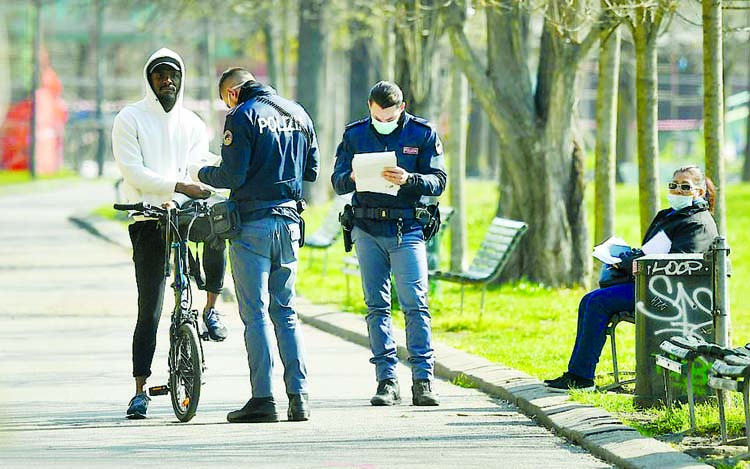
left=223, top=129, right=233, bottom=146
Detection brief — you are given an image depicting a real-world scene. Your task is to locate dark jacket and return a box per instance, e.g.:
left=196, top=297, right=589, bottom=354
left=614, top=199, right=718, bottom=281
left=331, top=112, right=447, bottom=236
left=642, top=199, right=718, bottom=253
left=198, top=82, right=319, bottom=213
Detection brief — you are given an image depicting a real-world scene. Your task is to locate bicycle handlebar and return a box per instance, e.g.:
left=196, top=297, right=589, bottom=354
left=113, top=202, right=148, bottom=212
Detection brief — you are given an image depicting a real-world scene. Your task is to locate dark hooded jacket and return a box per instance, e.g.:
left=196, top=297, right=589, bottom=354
left=198, top=82, right=319, bottom=213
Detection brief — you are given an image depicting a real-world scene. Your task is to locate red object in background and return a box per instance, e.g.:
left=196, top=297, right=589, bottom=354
left=0, top=64, right=68, bottom=174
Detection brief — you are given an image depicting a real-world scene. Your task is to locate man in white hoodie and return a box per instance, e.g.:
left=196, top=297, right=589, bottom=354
left=112, top=48, right=228, bottom=419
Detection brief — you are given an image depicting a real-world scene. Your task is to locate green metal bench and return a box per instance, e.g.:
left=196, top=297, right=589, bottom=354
left=429, top=216, right=527, bottom=314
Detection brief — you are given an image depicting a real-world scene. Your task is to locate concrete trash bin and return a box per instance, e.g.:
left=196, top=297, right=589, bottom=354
left=634, top=253, right=714, bottom=407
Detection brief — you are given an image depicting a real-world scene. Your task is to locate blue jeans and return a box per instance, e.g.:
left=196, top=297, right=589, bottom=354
left=352, top=226, right=434, bottom=382
left=229, top=215, right=307, bottom=397
left=567, top=282, right=635, bottom=380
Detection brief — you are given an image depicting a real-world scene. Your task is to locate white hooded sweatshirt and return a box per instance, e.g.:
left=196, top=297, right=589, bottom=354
left=112, top=48, right=216, bottom=208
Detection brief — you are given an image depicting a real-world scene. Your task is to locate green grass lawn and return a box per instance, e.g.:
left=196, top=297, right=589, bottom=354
left=296, top=179, right=750, bottom=447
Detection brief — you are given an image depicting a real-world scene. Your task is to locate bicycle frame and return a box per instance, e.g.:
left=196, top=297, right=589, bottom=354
left=113, top=201, right=210, bottom=422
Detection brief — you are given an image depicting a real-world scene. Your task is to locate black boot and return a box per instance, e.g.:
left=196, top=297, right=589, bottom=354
left=287, top=393, right=310, bottom=422
left=227, top=397, right=279, bottom=423
left=412, top=379, right=439, bottom=406
left=370, top=378, right=401, bottom=406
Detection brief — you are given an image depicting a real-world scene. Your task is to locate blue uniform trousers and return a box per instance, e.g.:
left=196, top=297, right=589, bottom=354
left=229, top=215, right=308, bottom=397
left=567, top=282, right=635, bottom=380
left=352, top=226, right=434, bottom=382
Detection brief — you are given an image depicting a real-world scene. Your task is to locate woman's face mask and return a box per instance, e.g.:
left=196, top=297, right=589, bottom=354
left=667, top=173, right=700, bottom=211
left=667, top=193, right=694, bottom=211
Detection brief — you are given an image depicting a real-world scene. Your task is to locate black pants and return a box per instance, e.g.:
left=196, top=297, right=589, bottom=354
left=129, top=220, right=226, bottom=378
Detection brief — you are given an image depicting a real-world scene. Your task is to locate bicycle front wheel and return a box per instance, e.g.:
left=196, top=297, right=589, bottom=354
left=169, top=323, right=203, bottom=422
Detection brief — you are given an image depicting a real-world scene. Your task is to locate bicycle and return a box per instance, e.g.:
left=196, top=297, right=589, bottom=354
left=114, top=201, right=211, bottom=422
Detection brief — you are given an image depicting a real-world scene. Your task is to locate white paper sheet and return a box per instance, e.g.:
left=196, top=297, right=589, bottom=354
left=592, top=236, right=631, bottom=264
left=352, top=151, right=399, bottom=196
left=642, top=230, right=672, bottom=255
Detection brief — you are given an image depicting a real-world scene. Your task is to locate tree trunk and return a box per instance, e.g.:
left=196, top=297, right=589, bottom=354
left=702, top=0, right=726, bottom=235
left=632, top=17, right=660, bottom=237
left=449, top=64, right=468, bottom=272
left=448, top=3, right=596, bottom=286
left=595, top=27, right=621, bottom=245
left=348, top=20, right=374, bottom=123
left=616, top=39, right=636, bottom=183
left=466, top=92, right=488, bottom=177
left=0, top=13, right=8, bottom=124
left=263, top=21, right=279, bottom=92
left=296, top=0, right=326, bottom=202
left=744, top=48, right=750, bottom=182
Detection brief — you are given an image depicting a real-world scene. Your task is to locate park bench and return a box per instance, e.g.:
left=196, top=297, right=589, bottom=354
left=429, top=216, right=527, bottom=314
left=708, top=347, right=750, bottom=446
left=305, top=193, right=352, bottom=275
left=655, top=335, right=750, bottom=443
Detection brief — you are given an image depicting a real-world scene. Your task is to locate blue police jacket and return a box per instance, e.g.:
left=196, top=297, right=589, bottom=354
left=331, top=112, right=447, bottom=236
left=199, top=82, right=319, bottom=214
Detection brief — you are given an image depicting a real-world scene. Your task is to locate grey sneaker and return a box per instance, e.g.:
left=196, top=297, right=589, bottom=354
left=204, top=308, right=228, bottom=341
left=412, top=379, right=440, bottom=406
left=370, top=378, right=401, bottom=406
left=126, top=392, right=150, bottom=419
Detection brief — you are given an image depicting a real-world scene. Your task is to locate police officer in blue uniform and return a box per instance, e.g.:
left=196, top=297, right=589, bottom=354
left=198, top=67, right=319, bottom=423
left=332, top=81, right=447, bottom=406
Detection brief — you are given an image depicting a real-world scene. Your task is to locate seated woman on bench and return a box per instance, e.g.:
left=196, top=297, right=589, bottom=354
left=545, top=165, right=719, bottom=391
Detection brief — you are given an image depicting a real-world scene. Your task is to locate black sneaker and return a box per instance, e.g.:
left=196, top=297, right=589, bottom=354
left=126, top=392, right=150, bottom=419
left=412, top=379, right=440, bottom=406
left=227, top=397, right=279, bottom=423
left=544, top=372, right=595, bottom=392
left=370, top=378, right=401, bottom=406
left=204, top=308, right=228, bottom=341
left=287, top=393, right=310, bottom=422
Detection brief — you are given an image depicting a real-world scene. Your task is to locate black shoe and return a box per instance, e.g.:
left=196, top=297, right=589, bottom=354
left=287, top=393, right=310, bottom=422
left=227, top=397, right=279, bottom=423
left=412, top=379, right=440, bottom=406
left=370, top=378, right=401, bottom=406
left=544, top=372, right=595, bottom=392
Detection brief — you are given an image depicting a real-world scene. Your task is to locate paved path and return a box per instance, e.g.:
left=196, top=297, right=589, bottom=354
left=0, top=181, right=609, bottom=467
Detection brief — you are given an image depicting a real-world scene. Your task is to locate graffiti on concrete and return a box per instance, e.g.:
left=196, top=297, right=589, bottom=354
left=636, top=259, right=713, bottom=339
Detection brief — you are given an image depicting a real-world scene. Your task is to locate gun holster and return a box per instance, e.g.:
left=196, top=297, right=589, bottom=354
left=339, top=204, right=355, bottom=253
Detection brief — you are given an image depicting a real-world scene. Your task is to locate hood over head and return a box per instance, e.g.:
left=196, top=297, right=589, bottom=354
left=142, top=47, right=185, bottom=112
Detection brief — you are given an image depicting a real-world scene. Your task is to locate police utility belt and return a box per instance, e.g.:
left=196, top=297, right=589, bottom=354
left=353, top=207, right=417, bottom=220
left=339, top=204, right=441, bottom=253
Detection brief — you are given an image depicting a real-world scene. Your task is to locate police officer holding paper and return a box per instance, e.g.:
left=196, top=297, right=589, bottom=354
left=331, top=81, right=447, bottom=406
left=198, top=67, right=319, bottom=423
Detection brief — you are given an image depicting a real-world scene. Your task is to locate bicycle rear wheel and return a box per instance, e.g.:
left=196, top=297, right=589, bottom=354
left=169, top=323, right=203, bottom=422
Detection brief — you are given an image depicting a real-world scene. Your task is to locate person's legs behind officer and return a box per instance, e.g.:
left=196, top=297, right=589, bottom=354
left=226, top=217, right=279, bottom=423
left=390, top=228, right=438, bottom=406
left=354, top=226, right=402, bottom=406
left=201, top=241, right=228, bottom=341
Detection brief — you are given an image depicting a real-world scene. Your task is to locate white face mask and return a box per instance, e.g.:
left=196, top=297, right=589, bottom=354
left=667, top=193, right=694, bottom=211
left=371, top=116, right=400, bottom=135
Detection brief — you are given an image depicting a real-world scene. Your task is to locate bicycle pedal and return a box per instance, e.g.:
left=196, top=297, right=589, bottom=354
left=148, top=385, right=169, bottom=396
left=199, top=331, right=211, bottom=341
